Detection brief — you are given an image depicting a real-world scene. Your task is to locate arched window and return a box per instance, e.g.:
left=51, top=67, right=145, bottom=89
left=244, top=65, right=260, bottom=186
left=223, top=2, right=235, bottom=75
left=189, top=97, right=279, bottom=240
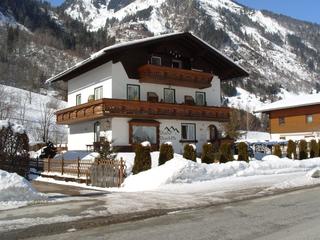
left=209, top=125, right=218, bottom=142
left=94, top=121, right=101, bottom=143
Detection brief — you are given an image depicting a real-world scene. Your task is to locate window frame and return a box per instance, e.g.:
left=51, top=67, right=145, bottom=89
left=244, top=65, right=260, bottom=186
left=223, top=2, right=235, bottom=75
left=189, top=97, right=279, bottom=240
left=127, top=84, right=140, bottom=101
left=129, top=120, right=160, bottom=146
left=306, top=114, right=313, bottom=124
left=195, top=91, right=206, bottom=106
left=94, top=86, right=103, bottom=100
left=181, top=123, right=196, bottom=141
left=76, top=94, right=81, bottom=105
left=151, top=56, right=162, bottom=66
left=172, top=59, right=182, bottom=68
left=163, top=88, right=176, bottom=104
left=278, top=117, right=285, bottom=125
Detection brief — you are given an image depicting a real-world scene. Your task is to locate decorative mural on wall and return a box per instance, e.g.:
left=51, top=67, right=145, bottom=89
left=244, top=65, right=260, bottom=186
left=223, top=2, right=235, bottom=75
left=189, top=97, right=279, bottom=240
left=160, top=126, right=180, bottom=142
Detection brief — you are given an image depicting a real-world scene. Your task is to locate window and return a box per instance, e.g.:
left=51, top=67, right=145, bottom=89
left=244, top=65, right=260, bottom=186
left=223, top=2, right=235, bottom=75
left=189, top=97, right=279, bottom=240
left=127, top=84, right=140, bottom=101
left=172, top=59, right=182, bottom=68
left=129, top=120, right=160, bottom=145
left=132, top=126, right=157, bottom=144
left=76, top=94, right=81, bottom=105
left=195, top=92, right=206, bottom=106
left=181, top=123, right=196, bottom=141
left=164, top=88, right=175, bottom=103
left=94, top=86, right=103, bottom=100
left=279, top=117, right=285, bottom=125
left=209, top=125, right=218, bottom=141
left=151, top=56, right=161, bottom=66
left=306, top=115, right=313, bottom=124
left=94, top=121, right=101, bottom=143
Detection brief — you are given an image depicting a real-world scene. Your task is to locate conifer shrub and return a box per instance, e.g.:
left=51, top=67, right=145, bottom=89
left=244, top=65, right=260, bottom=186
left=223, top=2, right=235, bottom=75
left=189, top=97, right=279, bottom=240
left=183, top=144, right=196, bottom=162
left=286, top=140, right=297, bottom=159
left=237, top=142, right=249, bottom=162
left=201, top=143, right=215, bottom=164
left=273, top=144, right=282, bottom=158
left=219, top=143, right=233, bottom=163
left=132, top=143, right=152, bottom=174
left=309, top=139, right=319, bottom=158
left=298, top=140, right=308, bottom=160
left=158, top=143, right=174, bottom=165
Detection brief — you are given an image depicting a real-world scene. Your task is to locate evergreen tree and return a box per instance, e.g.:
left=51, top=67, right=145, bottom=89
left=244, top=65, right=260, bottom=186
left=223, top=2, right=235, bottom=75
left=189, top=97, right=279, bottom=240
left=132, top=144, right=151, bottom=174
left=158, top=143, right=174, bottom=165
left=286, top=140, right=297, bottom=159
left=219, top=143, right=233, bottom=163
left=309, top=139, right=319, bottom=158
left=201, top=143, right=215, bottom=164
left=273, top=144, right=282, bottom=158
left=183, top=144, right=196, bottom=162
left=298, top=140, right=308, bottom=160
left=237, top=142, right=249, bottom=162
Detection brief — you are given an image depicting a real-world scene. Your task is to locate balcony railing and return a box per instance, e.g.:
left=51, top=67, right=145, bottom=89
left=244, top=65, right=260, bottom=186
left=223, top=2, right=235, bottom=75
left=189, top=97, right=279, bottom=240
left=138, top=64, right=213, bottom=89
left=56, top=99, right=230, bottom=125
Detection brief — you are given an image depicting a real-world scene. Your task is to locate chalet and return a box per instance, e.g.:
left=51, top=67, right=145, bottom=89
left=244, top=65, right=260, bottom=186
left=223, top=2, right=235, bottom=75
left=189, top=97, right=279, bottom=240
left=47, top=32, right=249, bottom=153
left=256, top=93, right=320, bottom=140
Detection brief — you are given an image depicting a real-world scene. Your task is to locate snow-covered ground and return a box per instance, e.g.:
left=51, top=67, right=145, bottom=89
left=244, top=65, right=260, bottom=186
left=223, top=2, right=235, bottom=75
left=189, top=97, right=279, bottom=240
left=0, top=170, right=46, bottom=210
left=0, top=84, right=67, bottom=144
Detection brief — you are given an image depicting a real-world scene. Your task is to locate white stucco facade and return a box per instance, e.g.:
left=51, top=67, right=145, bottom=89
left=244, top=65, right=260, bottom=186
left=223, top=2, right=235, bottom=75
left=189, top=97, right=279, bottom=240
left=65, top=61, right=225, bottom=153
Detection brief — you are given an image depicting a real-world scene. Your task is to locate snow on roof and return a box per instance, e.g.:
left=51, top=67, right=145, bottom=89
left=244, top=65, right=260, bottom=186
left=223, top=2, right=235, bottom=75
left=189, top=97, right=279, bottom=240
left=255, top=93, right=320, bottom=113
left=46, top=32, right=248, bottom=83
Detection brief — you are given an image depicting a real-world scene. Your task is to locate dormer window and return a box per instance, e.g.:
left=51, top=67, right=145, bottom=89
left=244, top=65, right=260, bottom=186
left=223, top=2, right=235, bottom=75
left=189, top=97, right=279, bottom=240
left=172, top=59, right=182, bottom=68
left=151, top=56, right=161, bottom=66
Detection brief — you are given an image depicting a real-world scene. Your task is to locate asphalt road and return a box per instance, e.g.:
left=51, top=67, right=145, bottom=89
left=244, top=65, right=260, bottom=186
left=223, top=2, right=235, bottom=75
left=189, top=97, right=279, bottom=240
left=29, top=186, right=320, bottom=240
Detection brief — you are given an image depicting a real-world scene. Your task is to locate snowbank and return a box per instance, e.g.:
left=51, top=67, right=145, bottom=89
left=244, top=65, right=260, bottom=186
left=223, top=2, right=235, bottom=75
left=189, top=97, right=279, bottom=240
left=122, top=155, right=320, bottom=191
left=0, top=170, right=45, bottom=210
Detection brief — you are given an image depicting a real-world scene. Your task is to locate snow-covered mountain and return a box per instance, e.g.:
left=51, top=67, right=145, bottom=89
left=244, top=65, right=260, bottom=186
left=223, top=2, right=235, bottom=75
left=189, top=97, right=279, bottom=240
left=62, top=0, right=320, bottom=99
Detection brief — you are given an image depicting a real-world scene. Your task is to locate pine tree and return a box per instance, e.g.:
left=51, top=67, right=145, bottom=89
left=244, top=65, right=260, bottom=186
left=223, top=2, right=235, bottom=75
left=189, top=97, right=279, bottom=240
left=287, top=140, right=297, bottom=159
left=273, top=144, right=282, bottom=158
left=309, top=139, right=319, bottom=158
left=237, top=142, right=249, bottom=162
left=183, top=144, right=196, bottom=162
left=298, top=140, right=308, bottom=160
left=201, top=143, right=215, bottom=164
left=132, top=144, right=152, bottom=174
left=158, top=143, right=174, bottom=165
left=219, top=143, right=233, bottom=163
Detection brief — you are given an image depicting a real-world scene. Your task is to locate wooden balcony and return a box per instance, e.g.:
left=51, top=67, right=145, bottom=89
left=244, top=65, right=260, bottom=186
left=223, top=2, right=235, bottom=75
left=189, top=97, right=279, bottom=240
left=138, top=64, right=213, bottom=89
left=56, top=99, right=230, bottom=125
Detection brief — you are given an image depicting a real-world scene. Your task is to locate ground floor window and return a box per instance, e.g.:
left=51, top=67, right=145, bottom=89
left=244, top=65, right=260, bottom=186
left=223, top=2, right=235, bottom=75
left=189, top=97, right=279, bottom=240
left=181, top=123, right=196, bottom=141
left=129, top=120, right=160, bottom=145
left=94, top=121, right=101, bottom=142
left=209, top=124, right=218, bottom=141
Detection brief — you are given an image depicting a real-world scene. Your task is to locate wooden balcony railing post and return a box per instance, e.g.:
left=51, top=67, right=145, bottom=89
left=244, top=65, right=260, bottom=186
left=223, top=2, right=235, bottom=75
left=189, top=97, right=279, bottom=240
left=61, top=156, right=64, bottom=175
left=48, top=157, right=51, bottom=172
left=77, top=156, right=80, bottom=178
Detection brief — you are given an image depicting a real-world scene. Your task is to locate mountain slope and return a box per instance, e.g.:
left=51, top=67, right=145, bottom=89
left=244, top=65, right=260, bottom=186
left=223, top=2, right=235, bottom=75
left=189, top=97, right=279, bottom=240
left=62, top=0, right=320, bottom=98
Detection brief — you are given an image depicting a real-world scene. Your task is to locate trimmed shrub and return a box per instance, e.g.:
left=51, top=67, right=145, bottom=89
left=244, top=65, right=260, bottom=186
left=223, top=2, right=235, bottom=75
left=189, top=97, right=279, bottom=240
left=298, top=140, right=308, bottom=160
left=158, top=143, right=174, bottom=165
left=237, top=142, right=249, bottom=162
left=132, top=144, right=152, bottom=174
left=273, top=144, right=282, bottom=158
left=286, top=140, right=297, bottom=159
left=201, top=143, right=215, bottom=164
left=183, top=144, right=196, bottom=161
left=219, top=143, right=233, bottom=163
left=310, top=139, right=319, bottom=158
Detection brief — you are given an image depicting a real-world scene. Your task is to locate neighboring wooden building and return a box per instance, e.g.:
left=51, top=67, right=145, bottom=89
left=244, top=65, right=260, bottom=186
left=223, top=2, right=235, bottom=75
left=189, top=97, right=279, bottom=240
left=256, top=93, right=320, bottom=140
left=47, top=32, right=248, bottom=153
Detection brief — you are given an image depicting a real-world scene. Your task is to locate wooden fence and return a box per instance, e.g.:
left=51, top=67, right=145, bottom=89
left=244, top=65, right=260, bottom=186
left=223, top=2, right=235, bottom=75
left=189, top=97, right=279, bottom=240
left=43, top=157, right=126, bottom=187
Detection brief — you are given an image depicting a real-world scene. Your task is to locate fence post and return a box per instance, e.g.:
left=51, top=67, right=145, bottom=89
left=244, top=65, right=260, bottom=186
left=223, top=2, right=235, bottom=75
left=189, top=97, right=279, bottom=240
left=118, top=157, right=125, bottom=187
left=77, top=157, right=80, bottom=179
left=61, top=156, right=64, bottom=175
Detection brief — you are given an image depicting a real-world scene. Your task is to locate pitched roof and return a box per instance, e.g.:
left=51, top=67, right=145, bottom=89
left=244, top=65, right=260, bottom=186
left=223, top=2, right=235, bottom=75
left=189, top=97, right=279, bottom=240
left=46, top=32, right=249, bottom=83
left=255, top=93, right=320, bottom=113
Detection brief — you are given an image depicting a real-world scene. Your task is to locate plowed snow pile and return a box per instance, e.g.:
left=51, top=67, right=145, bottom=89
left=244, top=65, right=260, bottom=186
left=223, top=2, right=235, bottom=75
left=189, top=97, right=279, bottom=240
left=0, top=170, right=45, bottom=209
left=122, top=155, right=320, bottom=191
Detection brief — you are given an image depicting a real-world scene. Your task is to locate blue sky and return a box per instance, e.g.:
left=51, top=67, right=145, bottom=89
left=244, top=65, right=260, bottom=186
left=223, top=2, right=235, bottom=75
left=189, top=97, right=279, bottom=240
left=49, top=0, right=320, bottom=24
